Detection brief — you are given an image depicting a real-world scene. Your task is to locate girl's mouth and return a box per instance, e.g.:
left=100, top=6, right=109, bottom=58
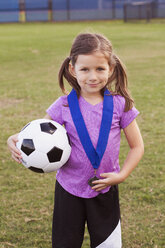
left=88, top=83, right=100, bottom=87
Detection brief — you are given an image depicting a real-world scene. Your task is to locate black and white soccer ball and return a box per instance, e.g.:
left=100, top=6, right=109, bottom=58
left=16, top=119, right=71, bottom=173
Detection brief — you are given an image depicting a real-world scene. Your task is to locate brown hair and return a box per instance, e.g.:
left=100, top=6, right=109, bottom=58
left=58, top=33, right=134, bottom=111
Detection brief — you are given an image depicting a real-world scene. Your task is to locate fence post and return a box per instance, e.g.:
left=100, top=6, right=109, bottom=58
left=146, top=3, right=151, bottom=22
left=19, top=0, right=26, bottom=22
left=66, top=0, right=70, bottom=21
left=112, top=0, right=116, bottom=19
left=153, top=0, right=158, bottom=18
left=123, top=3, right=127, bottom=22
left=48, top=0, right=53, bottom=21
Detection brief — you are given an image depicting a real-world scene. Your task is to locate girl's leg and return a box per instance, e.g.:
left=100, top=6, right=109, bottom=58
left=52, top=181, right=86, bottom=248
left=85, top=185, right=121, bottom=248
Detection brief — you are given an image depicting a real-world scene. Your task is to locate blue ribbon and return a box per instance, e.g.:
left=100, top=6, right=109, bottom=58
left=68, top=89, right=113, bottom=170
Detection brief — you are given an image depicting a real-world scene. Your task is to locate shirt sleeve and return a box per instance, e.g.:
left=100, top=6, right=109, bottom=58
left=46, top=97, right=64, bottom=125
left=114, top=95, right=139, bottom=129
left=120, top=106, right=139, bottom=129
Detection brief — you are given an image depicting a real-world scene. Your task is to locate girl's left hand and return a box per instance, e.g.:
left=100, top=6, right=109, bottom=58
left=91, top=172, right=124, bottom=191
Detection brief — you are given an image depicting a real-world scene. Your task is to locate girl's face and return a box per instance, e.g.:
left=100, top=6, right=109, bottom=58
left=70, top=51, right=112, bottom=98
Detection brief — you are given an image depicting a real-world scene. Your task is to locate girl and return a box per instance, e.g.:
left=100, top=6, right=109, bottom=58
left=7, top=33, right=144, bottom=248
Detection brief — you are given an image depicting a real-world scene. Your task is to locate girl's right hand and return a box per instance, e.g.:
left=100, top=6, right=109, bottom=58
left=7, top=133, right=22, bottom=163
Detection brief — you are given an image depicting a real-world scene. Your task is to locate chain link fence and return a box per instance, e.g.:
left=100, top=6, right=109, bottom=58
left=0, top=0, right=164, bottom=23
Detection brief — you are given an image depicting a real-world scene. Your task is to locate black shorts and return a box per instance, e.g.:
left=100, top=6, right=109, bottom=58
left=52, top=181, right=121, bottom=248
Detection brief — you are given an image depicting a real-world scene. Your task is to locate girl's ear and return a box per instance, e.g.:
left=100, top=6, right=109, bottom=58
left=69, top=63, right=76, bottom=77
left=108, top=66, right=114, bottom=78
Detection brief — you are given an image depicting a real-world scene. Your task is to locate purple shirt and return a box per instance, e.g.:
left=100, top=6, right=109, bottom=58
left=46, top=94, right=139, bottom=198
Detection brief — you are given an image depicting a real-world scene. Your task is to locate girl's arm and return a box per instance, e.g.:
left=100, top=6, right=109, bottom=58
left=43, top=114, right=52, bottom=120
left=117, top=119, right=144, bottom=181
left=7, top=114, right=52, bottom=163
left=92, top=119, right=144, bottom=191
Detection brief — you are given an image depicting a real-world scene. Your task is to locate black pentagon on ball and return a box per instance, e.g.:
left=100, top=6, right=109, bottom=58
left=40, top=122, right=57, bottom=135
left=21, top=139, right=35, bottom=156
left=29, top=166, right=44, bottom=173
left=47, top=146, right=63, bottom=163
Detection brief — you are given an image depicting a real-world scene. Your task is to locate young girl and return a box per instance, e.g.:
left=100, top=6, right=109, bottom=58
left=7, top=33, right=144, bottom=248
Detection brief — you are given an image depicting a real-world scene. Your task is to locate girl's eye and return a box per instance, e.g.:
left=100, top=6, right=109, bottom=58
left=97, top=67, right=105, bottom=71
left=81, top=68, right=88, bottom=71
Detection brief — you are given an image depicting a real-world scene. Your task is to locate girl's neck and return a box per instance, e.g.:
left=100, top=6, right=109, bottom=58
left=80, top=92, right=103, bottom=105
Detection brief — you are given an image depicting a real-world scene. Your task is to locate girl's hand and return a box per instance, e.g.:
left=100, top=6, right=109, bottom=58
left=7, top=133, right=22, bottom=163
left=91, top=172, right=124, bottom=192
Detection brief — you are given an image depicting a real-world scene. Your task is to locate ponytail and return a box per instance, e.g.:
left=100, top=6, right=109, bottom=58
left=108, top=54, right=134, bottom=112
left=58, top=57, right=80, bottom=95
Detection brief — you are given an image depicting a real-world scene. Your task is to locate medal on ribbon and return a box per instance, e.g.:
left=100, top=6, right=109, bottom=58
left=68, top=89, right=113, bottom=187
left=88, top=170, right=99, bottom=187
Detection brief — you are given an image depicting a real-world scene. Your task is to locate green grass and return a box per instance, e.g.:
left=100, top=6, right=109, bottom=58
left=0, top=20, right=165, bottom=248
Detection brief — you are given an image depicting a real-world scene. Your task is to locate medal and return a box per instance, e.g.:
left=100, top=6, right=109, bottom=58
left=88, top=176, right=99, bottom=187
left=68, top=89, right=113, bottom=188
left=88, top=170, right=99, bottom=187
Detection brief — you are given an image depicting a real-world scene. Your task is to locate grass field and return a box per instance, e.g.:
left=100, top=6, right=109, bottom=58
left=0, top=20, right=165, bottom=248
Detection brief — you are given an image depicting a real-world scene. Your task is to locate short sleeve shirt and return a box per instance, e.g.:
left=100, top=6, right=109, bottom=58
left=46, top=94, right=139, bottom=198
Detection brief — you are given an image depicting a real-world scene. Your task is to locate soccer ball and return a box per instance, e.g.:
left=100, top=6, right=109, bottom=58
left=16, top=119, right=71, bottom=173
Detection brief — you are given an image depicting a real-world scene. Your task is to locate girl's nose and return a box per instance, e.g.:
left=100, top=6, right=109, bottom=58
left=89, top=71, right=97, bottom=81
